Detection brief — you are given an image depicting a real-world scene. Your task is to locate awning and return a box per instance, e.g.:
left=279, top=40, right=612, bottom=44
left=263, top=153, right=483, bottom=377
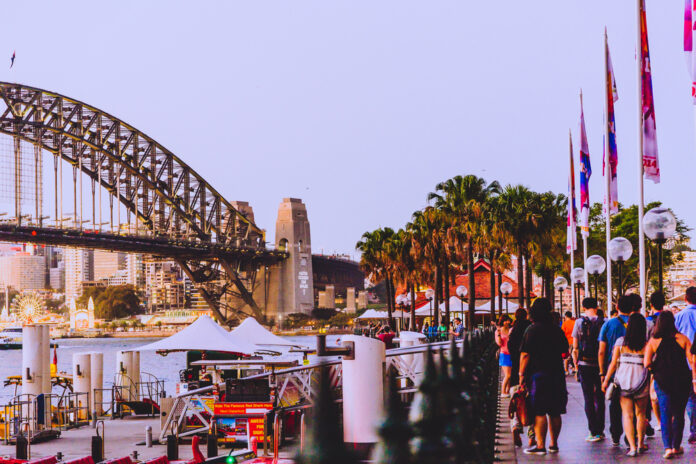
left=475, top=300, right=518, bottom=313
left=231, top=317, right=302, bottom=347
left=356, top=309, right=404, bottom=319
left=137, top=315, right=257, bottom=355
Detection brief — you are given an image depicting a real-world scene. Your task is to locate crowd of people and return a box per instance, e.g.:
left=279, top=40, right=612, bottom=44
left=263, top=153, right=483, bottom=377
left=497, top=287, right=696, bottom=459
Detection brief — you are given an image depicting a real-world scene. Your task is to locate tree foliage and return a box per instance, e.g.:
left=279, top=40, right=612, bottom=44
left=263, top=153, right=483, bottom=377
left=77, top=285, right=141, bottom=320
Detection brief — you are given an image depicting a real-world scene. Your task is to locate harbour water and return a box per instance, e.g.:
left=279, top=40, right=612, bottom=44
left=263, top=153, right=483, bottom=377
left=0, top=334, right=341, bottom=404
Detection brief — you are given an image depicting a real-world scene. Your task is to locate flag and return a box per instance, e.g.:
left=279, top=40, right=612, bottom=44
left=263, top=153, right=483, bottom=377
left=579, top=94, right=592, bottom=237
left=640, top=0, right=660, bottom=183
left=687, top=0, right=696, bottom=101
left=567, top=133, right=577, bottom=254
left=604, top=36, right=619, bottom=215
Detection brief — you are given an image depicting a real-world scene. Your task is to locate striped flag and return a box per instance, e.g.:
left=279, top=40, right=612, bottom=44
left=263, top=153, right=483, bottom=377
left=567, top=133, right=577, bottom=254
left=686, top=0, right=696, bottom=101
left=579, top=95, right=592, bottom=237
left=604, top=38, right=619, bottom=214
left=640, top=0, right=660, bottom=183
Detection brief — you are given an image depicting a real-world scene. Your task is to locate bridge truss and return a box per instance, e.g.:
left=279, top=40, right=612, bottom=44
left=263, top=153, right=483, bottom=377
left=0, top=82, right=286, bottom=324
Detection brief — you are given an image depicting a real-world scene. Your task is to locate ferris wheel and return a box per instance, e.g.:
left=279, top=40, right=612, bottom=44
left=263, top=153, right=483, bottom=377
left=10, top=293, right=44, bottom=324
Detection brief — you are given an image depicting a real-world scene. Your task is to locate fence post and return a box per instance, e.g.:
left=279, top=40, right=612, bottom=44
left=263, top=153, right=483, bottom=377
left=373, top=372, right=412, bottom=464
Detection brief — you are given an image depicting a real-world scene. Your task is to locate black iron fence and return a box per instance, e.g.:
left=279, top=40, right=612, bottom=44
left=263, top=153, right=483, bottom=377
left=295, top=328, right=499, bottom=464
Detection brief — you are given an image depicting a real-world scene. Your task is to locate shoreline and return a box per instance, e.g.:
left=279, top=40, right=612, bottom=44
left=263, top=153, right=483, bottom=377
left=55, top=328, right=353, bottom=339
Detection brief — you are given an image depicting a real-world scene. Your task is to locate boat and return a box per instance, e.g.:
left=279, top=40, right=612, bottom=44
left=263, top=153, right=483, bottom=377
left=0, top=326, right=59, bottom=349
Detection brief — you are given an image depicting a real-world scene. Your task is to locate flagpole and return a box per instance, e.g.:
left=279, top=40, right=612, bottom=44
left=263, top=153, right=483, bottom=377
left=604, top=29, right=614, bottom=314
left=637, top=0, right=647, bottom=313
left=569, top=130, right=576, bottom=317
left=581, top=90, right=589, bottom=298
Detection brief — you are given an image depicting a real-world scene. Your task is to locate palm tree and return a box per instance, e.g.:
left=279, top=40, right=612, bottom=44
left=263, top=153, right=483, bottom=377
left=356, top=227, right=398, bottom=323
left=428, top=175, right=500, bottom=327
left=496, top=185, right=541, bottom=308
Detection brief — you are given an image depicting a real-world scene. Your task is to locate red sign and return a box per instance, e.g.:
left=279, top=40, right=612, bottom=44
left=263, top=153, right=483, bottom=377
left=214, top=402, right=273, bottom=416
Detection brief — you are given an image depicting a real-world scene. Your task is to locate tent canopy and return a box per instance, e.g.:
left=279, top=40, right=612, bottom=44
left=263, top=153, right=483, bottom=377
left=231, top=317, right=301, bottom=347
left=357, top=309, right=404, bottom=319
left=475, top=300, right=518, bottom=313
left=137, top=315, right=257, bottom=355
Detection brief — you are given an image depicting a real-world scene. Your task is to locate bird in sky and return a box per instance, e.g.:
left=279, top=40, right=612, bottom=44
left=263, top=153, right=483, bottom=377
left=10, top=51, right=15, bottom=69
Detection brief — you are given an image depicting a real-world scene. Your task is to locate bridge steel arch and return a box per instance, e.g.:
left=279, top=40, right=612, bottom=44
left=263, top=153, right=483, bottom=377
left=0, top=82, right=283, bottom=325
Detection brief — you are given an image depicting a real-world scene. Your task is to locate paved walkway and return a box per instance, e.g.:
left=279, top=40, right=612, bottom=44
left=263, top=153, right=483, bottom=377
left=515, top=377, right=692, bottom=463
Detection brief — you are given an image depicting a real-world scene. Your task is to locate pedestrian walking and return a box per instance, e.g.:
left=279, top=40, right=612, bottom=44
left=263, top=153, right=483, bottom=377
left=496, top=315, right=512, bottom=398
left=602, top=313, right=650, bottom=457
left=599, top=295, right=633, bottom=446
left=562, top=311, right=575, bottom=375
left=645, top=311, right=693, bottom=459
left=647, top=291, right=666, bottom=434
left=449, top=317, right=465, bottom=340
left=571, top=297, right=605, bottom=442
left=519, top=298, right=568, bottom=455
left=508, top=308, right=531, bottom=447
left=673, top=286, right=696, bottom=443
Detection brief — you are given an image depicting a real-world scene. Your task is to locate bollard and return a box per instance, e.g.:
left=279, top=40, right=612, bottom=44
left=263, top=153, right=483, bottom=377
left=206, top=430, right=218, bottom=458
left=16, top=432, right=28, bottom=460
left=166, top=434, right=179, bottom=461
left=91, top=435, right=104, bottom=463
left=145, top=425, right=153, bottom=448
left=92, top=411, right=97, bottom=428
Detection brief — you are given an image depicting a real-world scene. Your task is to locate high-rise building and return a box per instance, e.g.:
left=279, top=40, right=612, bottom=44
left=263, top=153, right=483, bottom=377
left=64, top=248, right=94, bottom=301
left=93, top=250, right=125, bottom=281
left=49, top=262, right=65, bottom=290
left=126, top=254, right=145, bottom=288
left=0, top=253, right=46, bottom=291
left=145, top=260, right=185, bottom=311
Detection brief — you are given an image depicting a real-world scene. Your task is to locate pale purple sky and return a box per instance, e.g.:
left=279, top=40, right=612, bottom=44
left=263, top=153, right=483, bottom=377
left=0, top=1, right=692, bottom=257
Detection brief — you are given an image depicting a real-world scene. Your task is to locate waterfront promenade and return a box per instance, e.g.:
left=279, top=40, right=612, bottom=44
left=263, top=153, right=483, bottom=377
left=515, top=378, right=684, bottom=463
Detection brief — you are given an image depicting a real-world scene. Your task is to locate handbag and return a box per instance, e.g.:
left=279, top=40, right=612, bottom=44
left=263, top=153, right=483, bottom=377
left=508, top=387, right=532, bottom=427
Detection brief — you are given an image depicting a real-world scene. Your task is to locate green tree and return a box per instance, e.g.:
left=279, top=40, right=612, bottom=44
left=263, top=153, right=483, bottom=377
left=94, top=285, right=141, bottom=320
left=77, top=287, right=106, bottom=307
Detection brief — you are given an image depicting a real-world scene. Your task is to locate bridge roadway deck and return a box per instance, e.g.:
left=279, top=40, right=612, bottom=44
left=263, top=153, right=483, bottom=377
left=0, top=224, right=286, bottom=263
left=514, top=377, right=690, bottom=463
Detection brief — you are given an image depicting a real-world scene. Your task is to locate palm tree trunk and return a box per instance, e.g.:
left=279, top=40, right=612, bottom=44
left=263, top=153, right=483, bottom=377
left=525, top=254, right=532, bottom=308
left=497, top=271, right=503, bottom=316
left=517, top=243, right=525, bottom=308
left=489, top=252, right=496, bottom=320
left=468, top=240, right=475, bottom=328
left=385, top=274, right=393, bottom=326
left=444, top=264, right=451, bottom=327
left=410, top=283, right=416, bottom=330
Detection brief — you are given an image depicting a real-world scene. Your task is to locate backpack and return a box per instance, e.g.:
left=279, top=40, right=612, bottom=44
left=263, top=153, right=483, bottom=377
left=578, top=316, right=604, bottom=364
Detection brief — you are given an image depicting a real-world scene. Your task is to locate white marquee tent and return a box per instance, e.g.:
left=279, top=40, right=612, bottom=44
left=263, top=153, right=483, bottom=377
left=356, top=309, right=405, bottom=319
left=231, top=317, right=303, bottom=347
left=137, top=315, right=257, bottom=354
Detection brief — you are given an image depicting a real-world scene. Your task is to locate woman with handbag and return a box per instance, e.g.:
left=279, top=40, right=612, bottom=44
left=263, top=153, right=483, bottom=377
left=602, top=313, right=650, bottom=457
left=644, top=310, right=693, bottom=459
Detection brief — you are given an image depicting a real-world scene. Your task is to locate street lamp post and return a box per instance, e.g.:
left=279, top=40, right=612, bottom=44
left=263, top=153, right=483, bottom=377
left=643, top=207, right=677, bottom=294
left=456, top=285, right=467, bottom=325
left=500, top=282, right=513, bottom=313
left=608, top=237, right=633, bottom=298
left=553, top=276, right=568, bottom=313
left=571, top=267, right=585, bottom=317
left=586, top=255, right=607, bottom=302
left=425, top=288, right=435, bottom=328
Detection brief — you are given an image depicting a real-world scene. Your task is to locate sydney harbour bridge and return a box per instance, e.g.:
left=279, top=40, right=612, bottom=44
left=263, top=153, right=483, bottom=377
left=0, top=82, right=361, bottom=325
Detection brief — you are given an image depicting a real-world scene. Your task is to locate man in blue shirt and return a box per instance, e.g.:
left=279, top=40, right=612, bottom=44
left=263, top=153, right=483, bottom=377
left=598, top=295, right=631, bottom=446
left=674, top=286, right=696, bottom=443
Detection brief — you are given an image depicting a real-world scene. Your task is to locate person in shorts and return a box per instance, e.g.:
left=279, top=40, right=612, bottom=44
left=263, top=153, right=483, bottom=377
left=519, top=298, right=569, bottom=456
left=496, top=315, right=513, bottom=398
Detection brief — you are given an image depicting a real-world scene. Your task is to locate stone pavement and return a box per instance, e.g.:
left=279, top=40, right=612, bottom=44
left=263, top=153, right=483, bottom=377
left=515, top=377, right=694, bottom=463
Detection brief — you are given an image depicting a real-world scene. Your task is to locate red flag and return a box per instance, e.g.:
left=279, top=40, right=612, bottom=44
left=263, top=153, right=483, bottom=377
left=640, top=0, right=660, bottom=183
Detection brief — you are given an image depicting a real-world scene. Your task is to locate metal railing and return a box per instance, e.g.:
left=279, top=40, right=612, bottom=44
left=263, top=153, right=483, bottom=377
left=158, top=384, right=216, bottom=443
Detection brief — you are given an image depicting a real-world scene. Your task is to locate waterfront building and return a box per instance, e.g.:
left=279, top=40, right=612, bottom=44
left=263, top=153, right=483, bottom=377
left=667, top=251, right=696, bottom=298
left=93, top=250, right=126, bottom=281
left=49, top=263, right=65, bottom=290
left=126, top=253, right=145, bottom=288
left=64, top=248, right=94, bottom=301
left=0, top=252, right=46, bottom=291
left=145, top=260, right=185, bottom=311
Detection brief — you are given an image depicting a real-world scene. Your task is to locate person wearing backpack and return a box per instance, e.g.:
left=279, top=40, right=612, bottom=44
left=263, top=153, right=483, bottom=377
left=572, top=297, right=605, bottom=442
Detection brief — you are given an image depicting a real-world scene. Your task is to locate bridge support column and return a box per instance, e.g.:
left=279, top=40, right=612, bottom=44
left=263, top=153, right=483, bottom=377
left=267, top=198, right=314, bottom=320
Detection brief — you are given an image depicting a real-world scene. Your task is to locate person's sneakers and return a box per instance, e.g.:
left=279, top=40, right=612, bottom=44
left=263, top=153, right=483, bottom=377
left=586, top=435, right=603, bottom=443
left=599, top=433, right=606, bottom=441
left=646, top=424, right=655, bottom=437
left=626, top=450, right=638, bottom=457
left=523, top=447, right=547, bottom=455
left=513, top=428, right=522, bottom=448
left=548, top=446, right=559, bottom=454
left=689, top=433, right=696, bottom=444
left=612, top=439, right=621, bottom=447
